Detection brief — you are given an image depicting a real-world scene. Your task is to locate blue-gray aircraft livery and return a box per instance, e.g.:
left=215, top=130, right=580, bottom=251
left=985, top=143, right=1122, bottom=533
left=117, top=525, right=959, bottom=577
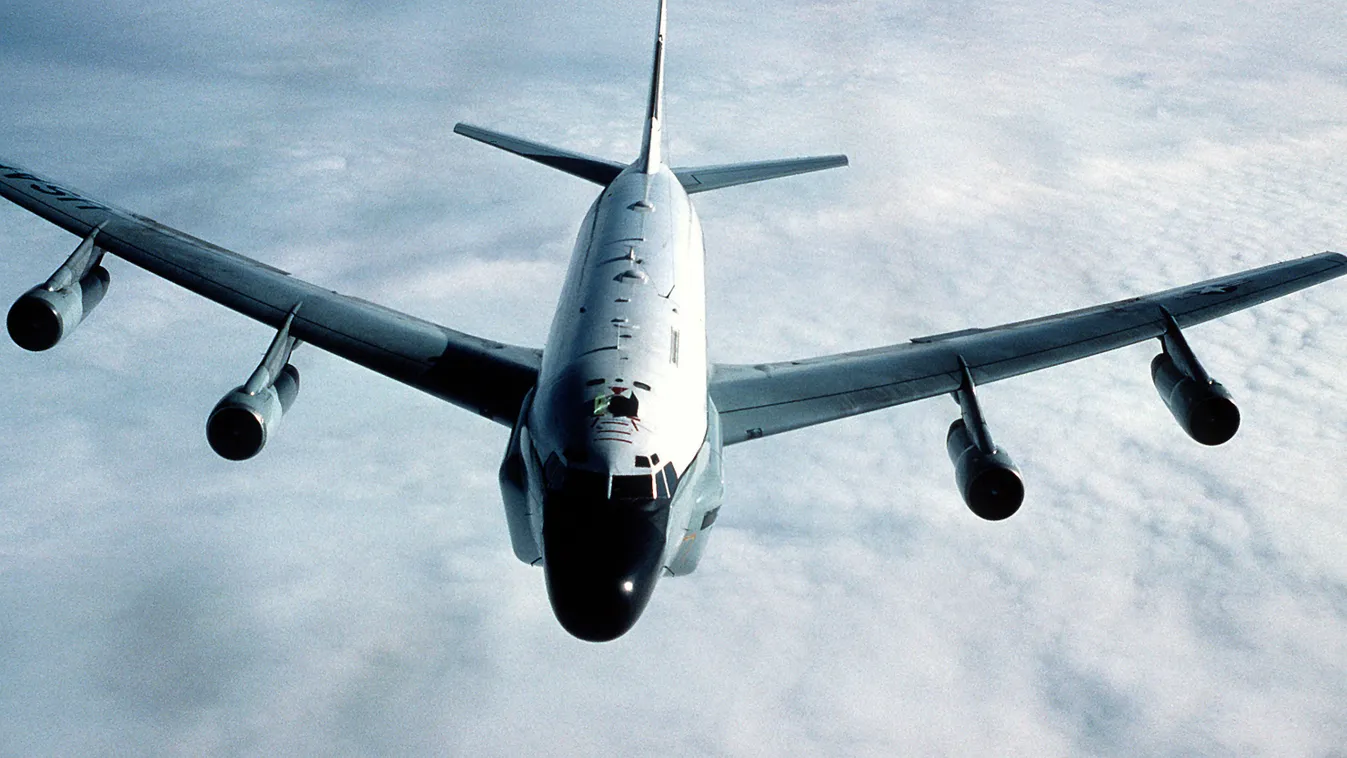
left=3, top=1, right=1344, bottom=641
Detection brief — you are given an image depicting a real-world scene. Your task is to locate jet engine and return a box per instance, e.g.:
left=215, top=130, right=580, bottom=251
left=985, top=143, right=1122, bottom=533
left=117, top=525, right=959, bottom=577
left=207, top=364, right=300, bottom=460
left=7, top=227, right=109, bottom=351
left=946, top=360, right=1024, bottom=521
left=206, top=307, right=303, bottom=461
left=947, top=419, right=1024, bottom=521
left=1150, top=311, right=1240, bottom=446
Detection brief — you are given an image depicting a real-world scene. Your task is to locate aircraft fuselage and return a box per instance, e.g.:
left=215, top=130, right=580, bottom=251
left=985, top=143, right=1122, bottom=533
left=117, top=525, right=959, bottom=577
left=506, top=165, right=724, bottom=641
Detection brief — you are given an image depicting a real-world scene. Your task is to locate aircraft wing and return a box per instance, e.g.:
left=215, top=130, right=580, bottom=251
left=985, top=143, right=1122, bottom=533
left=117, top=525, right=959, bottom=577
left=0, top=160, right=541, bottom=426
left=710, top=253, right=1347, bottom=445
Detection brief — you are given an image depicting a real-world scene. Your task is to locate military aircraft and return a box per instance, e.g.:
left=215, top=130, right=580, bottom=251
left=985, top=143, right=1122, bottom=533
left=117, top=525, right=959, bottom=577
left=2, top=0, right=1344, bottom=641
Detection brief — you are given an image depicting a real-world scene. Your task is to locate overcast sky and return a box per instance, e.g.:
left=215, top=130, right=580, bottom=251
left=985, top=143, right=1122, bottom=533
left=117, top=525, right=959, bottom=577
left=2, top=1, right=1346, bottom=755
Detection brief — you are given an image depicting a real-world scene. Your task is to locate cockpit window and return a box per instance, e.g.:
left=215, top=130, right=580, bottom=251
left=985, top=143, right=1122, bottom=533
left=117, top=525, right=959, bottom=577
left=547, top=464, right=609, bottom=500
left=611, top=474, right=654, bottom=501
left=591, top=392, right=640, bottom=418
left=608, top=393, right=639, bottom=417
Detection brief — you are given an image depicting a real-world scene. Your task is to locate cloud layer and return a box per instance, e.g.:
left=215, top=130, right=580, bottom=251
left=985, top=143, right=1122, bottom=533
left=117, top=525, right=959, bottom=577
left=2, top=1, right=1345, bottom=755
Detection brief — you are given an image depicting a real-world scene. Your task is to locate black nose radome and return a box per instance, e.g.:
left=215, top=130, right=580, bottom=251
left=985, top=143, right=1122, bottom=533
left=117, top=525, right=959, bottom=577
left=542, top=493, right=668, bottom=641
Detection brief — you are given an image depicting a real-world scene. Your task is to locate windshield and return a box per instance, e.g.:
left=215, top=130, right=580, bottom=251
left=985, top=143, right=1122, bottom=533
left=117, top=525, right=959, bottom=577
left=543, top=453, right=677, bottom=505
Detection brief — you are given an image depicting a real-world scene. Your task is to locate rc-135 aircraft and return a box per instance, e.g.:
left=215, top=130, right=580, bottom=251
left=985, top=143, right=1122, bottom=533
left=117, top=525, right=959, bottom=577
left=3, top=1, right=1345, bottom=641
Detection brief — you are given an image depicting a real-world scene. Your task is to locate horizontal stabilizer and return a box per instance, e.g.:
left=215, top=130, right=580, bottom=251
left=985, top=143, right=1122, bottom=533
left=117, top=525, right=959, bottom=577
left=453, top=123, right=626, bottom=186
left=674, top=154, right=848, bottom=194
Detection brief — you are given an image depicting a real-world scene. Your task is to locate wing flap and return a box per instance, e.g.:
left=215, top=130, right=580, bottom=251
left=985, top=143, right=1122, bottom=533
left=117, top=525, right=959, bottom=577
left=711, top=253, right=1347, bottom=444
left=0, top=160, right=540, bottom=425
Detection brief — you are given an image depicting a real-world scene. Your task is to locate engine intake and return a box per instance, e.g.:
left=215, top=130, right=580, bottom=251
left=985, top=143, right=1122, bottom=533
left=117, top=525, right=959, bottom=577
left=7, top=227, right=109, bottom=351
left=1151, top=310, right=1240, bottom=446
left=8, top=268, right=109, bottom=351
left=207, top=364, right=300, bottom=460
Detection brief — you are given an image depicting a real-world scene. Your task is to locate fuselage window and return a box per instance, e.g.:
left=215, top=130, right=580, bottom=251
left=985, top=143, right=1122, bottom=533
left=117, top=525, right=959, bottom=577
left=586, top=378, right=605, bottom=387
left=634, top=381, right=652, bottom=391
left=700, top=507, right=720, bottom=530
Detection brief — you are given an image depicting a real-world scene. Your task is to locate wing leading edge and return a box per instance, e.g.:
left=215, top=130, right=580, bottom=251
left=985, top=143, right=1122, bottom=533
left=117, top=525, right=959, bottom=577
left=0, top=160, right=540, bottom=425
left=710, top=253, right=1347, bottom=444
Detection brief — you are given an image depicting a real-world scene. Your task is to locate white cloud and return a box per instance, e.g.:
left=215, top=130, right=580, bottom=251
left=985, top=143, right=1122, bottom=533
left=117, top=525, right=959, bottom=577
left=1, top=0, right=1345, bottom=755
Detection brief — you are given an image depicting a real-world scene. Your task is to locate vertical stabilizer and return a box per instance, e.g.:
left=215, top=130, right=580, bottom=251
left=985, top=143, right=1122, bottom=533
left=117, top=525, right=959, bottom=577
left=638, top=0, right=668, bottom=174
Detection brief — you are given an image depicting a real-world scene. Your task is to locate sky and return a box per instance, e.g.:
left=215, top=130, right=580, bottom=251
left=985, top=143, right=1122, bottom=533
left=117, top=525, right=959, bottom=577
left=1, top=0, right=1346, bottom=755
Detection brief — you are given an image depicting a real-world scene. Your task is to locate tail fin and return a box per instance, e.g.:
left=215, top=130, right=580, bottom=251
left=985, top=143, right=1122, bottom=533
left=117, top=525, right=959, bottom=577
left=637, top=0, right=668, bottom=174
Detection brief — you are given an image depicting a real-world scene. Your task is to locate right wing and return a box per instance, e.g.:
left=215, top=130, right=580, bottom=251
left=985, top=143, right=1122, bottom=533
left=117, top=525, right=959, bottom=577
left=711, top=253, right=1347, bottom=444
left=0, top=159, right=540, bottom=426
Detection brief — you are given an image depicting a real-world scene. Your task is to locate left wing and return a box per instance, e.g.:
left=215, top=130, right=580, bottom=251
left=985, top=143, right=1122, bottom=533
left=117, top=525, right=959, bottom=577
left=0, top=159, right=540, bottom=425
left=710, top=253, right=1347, bottom=444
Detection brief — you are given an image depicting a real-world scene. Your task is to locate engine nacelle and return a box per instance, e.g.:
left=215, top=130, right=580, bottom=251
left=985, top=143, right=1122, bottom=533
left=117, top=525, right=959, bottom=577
left=499, top=387, right=542, bottom=564
left=7, top=266, right=109, bottom=351
left=1151, top=353, right=1240, bottom=446
left=947, top=419, right=1024, bottom=521
left=206, top=364, right=300, bottom=460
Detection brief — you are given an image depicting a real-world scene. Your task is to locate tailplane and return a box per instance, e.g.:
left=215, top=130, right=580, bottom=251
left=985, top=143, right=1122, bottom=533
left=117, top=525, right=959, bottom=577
left=456, top=0, right=849, bottom=192
left=452, top=123, right=625, bottom=186
left=672, top=155, right=849, bottom=194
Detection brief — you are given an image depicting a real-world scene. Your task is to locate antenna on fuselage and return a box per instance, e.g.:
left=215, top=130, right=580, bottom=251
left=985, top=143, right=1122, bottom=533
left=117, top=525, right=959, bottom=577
left=637, top=0, right=668, bottom=174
